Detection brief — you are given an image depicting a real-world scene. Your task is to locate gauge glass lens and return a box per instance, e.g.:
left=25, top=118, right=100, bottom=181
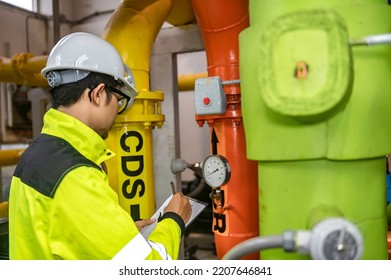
left=203, top=155, right=230, bottom=188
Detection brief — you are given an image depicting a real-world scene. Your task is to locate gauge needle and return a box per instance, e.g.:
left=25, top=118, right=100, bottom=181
left=337, top=227, right=346, bottom=251
left=207, top=168, right=219, bottom=176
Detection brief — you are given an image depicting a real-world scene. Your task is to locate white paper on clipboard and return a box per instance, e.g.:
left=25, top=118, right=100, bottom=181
left=140, top=195, right=208, bottom=238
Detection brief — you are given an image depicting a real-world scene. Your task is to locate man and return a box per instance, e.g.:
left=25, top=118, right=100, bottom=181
left=8, top=32, right=191, bottom=260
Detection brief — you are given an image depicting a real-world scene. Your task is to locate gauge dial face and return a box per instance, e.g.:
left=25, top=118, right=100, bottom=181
left=310, top=218, right=363, bottom=260
left=202, top=155, right=231, bottom=188
left=323, top=229, right=358, bottom=260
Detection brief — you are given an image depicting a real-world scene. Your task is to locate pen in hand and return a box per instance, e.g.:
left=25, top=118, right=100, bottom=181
left=170, top=180, right=176, bottom=195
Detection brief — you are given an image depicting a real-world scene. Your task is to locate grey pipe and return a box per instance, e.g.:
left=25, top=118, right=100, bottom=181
left=52, top=0, right=60, bottom=44
left=350, top=33, right=391, bottom=46
left=222, top=235, right=284, bottom=260
left=171, top=158, right=203, bottom=178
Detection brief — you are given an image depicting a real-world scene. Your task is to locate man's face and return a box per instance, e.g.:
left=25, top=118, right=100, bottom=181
left=95, top=88, right=122, bottom=139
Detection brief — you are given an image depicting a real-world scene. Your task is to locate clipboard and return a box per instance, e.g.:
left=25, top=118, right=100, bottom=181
left=140, top=195, right=208, bottom=238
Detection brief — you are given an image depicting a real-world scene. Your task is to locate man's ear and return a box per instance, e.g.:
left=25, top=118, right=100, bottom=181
left=88, top=83, right=105, bottom=106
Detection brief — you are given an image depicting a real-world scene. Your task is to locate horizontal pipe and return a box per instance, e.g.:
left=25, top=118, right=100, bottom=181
left=0, top=53, right=203, bottom=90
left=0, top=201, right=8, bottom=217
left=0, top=55, right=47, bottom=87
left=178, top=72, right=207, bottom=91
left=0, top=149, right=25, bottom=167
left=223, top=235, right=284, bottom=260
left=350, top=33, right=391, bottom=46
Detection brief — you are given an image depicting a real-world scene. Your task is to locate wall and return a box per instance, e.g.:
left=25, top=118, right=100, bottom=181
left=0, top=2, right=47, bottom=55
left=69, top=0, right=119, bottom=35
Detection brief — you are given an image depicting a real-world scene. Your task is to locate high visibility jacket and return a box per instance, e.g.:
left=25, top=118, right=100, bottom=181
left=9, top=109, right=184, bottom=260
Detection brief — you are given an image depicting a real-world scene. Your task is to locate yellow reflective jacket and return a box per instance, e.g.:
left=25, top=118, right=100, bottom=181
left=9, top=109, right=183, bottom=260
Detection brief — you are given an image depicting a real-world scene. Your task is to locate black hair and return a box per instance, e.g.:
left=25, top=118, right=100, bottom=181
left=49, top=71, right=119, bottom=109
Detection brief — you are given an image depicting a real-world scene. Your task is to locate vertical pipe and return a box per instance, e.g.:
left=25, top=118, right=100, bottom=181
left=191, top=0, right=259, bottom=259
left=51, top=0, right=60, bottom=45
left=101, top=0, right=172, bottom=220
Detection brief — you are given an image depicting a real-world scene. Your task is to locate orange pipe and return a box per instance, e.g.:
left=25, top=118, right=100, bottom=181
left=191, top=0, right=259, bottom=259
left=388, top=228, right=391, bottom=259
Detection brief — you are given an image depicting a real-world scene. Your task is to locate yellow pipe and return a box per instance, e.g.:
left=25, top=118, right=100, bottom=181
left=178, top=72, right=207, bottom=91
left=101, top=0, right=176, bottom=220
left=0, top=52, right=202, bottom=91
left=166, top=0, right=195, bottom=25
left=0, top=0, right=195, bottom=88
left=0, top=54, right=47, bottom=87
left=0, top=149, right=25, bottom=167
left=0, top=0, right=196, bottom=220
left=0, top=201, right=8, bottom=217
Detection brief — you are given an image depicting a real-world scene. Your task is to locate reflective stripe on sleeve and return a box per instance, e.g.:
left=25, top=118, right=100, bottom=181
left=112, top=233, right=152, bottom=260
left=148, top=241, right=172, bottom=260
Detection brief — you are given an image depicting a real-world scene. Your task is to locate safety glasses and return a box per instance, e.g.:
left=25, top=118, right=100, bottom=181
left=105, top=84, right=132, bottom=114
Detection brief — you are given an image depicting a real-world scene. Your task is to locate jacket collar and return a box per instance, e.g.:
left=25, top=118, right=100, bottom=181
left=41, top=108, right=115, bottom=165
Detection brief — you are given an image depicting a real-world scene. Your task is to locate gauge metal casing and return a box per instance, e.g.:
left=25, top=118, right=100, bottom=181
left=309, top=218, right=363, bottom=260
left=202, top=155, right=231, bottom=188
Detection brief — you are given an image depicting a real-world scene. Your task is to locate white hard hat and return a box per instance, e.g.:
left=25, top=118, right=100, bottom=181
left=41, top=32, right=138, bottom=102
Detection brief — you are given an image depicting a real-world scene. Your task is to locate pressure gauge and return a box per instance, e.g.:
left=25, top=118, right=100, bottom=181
left=309, top=218, right=363, bottom=260
left=202, top=155, right=231, bottom=188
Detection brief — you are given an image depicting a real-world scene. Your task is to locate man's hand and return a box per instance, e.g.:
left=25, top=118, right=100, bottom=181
left=135, top=218, right=156, bottom=231
left=164, top=192, right=192, bottom=224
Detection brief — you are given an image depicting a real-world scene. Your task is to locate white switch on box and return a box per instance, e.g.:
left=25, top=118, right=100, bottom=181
left=194, top=76, right=226, bottom=115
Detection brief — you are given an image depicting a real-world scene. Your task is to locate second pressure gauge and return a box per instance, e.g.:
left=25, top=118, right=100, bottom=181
left=202, top=155, right=231, bottom=188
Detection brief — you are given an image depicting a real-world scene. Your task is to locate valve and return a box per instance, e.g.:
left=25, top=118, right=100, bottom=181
left=170, top=158, right=203, bottom=177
